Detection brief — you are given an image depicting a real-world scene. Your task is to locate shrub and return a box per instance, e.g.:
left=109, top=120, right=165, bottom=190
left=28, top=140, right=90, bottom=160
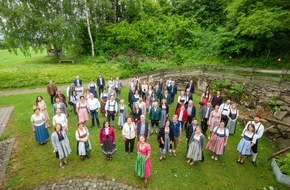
left=277, top=154, right=290, bottom=175
left=212, top=79, right=231, bottom=91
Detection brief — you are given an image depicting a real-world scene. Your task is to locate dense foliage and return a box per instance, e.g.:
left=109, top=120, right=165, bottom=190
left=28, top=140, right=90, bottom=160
left=0, top=0, right=289, bottom=64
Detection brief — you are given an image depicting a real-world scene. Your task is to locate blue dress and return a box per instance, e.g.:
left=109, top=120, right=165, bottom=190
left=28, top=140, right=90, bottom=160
left=237, top=131, right=255, bottom=156
left=31, top=113, right=49, bottom=144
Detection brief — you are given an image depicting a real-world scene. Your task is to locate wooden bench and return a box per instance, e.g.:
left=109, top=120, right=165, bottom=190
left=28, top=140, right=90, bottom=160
left=59, top=59, right=74, bottom=64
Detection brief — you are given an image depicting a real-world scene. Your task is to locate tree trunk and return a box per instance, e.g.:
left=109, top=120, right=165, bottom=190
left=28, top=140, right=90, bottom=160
left=53, top=44, right=60, bottom=59
left=84, top=0, right=95, bottom=58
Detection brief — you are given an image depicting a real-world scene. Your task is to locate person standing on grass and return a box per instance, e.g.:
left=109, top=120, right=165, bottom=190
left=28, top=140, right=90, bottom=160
left=206, top=122, right=229, bottom=161
left=168, top=81, right=178, bottom=104
left=122, top=118, right=136, bottom=155
left=185, top=80, right=195, bottom=94
left=242, top=115, right=264, bottom=167
left=187, top=126, right=205, bottom=165
left=100, top=89, right=108, bottom=116
left=200, top=102, right=213, bottom=137
left=175, top=91, right=186, bottom=112
left=118, top=99, right=128, bottom=129
left=158, top=120, right=174, bottom=161
left=208, top=105, right=221, bottom=139
left=76, top=96, right=89, bottom=124
left=51, top=123, right=71, bottom=169
left=219, top=99, right=231, bottom=126
left=176, top=105, right=188, bottom=131
left=66, top=82, right=75, bottom=112
left=34, top=96, right=49, bottom=127
left=161, top=89, right=172, bottom=106
left=99, top=121, right=117, bottom=161
left=200, top=90, right=211, bottom=109
left=87, top=93, right=101, bottom=128
left=237, top=123, right=257, bottom=164
left=149, top=102, right=162, bottom=135
left=226, top=103, right=239, bottom=134
left=132, top=103, right=142, bottom=123
left=70, top=90, right=79, bottom=115
left=137, top=98, right=146, bottom=116
left=211, top=91, right=223, bottom=108
left=97, top=75, right=105, bottom=98
left=170, top=115, right=182, bottom=157
left=135, top=135, right=151, bottom=185
left=105, top=95, right=118, bottom=124
left=52, top=108, right=68, bottom=131
left=184, top=100, right=196, bottom=130
left=159, top=99, right=169, bottom=129
left=74, top=75, right=82, bottom=86
left=31, top=108, right=49, bottom=145
left=135, top=115, right=150, bottom=142
left=115, top=77, right=122, bottom=99
left=47, top=80, right=58, bottom=105
left=76, top=122, right=91, bottom=161
left=186, top=119, right=198, bottom=155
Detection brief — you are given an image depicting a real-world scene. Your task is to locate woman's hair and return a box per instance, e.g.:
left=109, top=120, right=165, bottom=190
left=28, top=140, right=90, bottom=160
left=54, top=123, right=63, bottom=131
left=102, top=120, right=110, bottom=128
left=247, top=123, right=255, bottom=132
left=33, top=107, right=40, bottom=112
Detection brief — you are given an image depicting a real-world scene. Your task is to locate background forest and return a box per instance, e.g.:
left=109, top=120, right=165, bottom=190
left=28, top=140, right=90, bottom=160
left=0, top=0, right=289, bottom=67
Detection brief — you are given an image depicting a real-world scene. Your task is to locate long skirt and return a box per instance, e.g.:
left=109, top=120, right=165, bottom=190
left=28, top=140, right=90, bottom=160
left=187, top=140, right=202, bottom=161
left=206, top=134, right=226, bottom=156
left=160, top=135, right=171, bottom=154
left=56, top=140, right=71, bottom=160
left=77, top=140, right=92, bottom=156
left=227, top=119, right=237, bottom=134
left=160, top=110, right=167, bottom=128
left=135, top=154, right=151, bottom=178
left=78, top=108, right=89, bottom=123
left=118, top=113, right=126, bottom=126
left=34, top=123, right=49, bottom=144
left=102, top=137, right=117, bottom=156
left=237, top=138, right=252, bottom=156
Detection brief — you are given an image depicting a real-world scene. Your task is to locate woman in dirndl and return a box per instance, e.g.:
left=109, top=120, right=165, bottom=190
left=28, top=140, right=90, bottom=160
left=99, top=121, right=117, bottom=161
left=175, top=91, right=186, bottom=112
left=34, top=96, right=49, bottom=127
left=159, top=99, right=169, bottom=128
left=200, top=90, right=211, bottom=109
left=135, top=135, right=151, bottom=185
left=51, top=123, right=71, bottom=169
left=76, top=96, right=89, bottom=123
left=206, top=122, right=229, bottom=161
left=237, top=123, right=256, bottom=164
left=226, top=103, right=239, bottom=134
left=100, top=89, right=108, bottom=115
left=187, top=126, right=205, bottom=165
left=31, top=108, right=49, bottom=145
left=158, top=120, right=174, bottom=161
left=118, top=99, right=128, bottom=129
left=76, top=122, right=92, bottom=161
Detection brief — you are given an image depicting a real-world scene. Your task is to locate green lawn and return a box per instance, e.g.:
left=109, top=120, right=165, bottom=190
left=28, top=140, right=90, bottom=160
left=0, top=88, right=286, bottom=190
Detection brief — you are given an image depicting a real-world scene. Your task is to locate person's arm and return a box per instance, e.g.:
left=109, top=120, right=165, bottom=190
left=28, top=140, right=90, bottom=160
left=248, top=134, right=257, bottom=149
left=75, top=130, right=80, bottom=142
left=256, top=124, right=265, bottom=139
left=51, top=133, right=58, bottom=151
left=122, top=124, right=126, bottom=141
left=99, top=130, right=103, bottom=146
left=224, top=129, right=229, bottom=146
left=65, top=115, right=68, bottom=130
left=114, top=102, right=118, bottom=116
left=96, top=99, right=101, bottom=110
left=112, top=128, right=116, bottom=143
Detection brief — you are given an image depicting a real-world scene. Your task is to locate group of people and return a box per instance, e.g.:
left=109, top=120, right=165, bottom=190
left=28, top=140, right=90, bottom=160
left=30, top=75, right=265, bottom=185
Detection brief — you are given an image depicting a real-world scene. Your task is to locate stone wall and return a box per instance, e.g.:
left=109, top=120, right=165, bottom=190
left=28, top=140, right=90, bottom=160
left=149, top=73, right=290, bottom=150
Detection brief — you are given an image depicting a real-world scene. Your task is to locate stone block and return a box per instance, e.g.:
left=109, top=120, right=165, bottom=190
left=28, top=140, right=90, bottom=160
left=282, top=116, right=290, bottom=125
left=274, top=111, right=288, bottom=120
left=281, top=106, right=290, bottom=112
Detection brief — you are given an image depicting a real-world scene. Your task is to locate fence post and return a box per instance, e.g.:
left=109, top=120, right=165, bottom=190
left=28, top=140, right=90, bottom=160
left=279, top=68, right=285, bottom=87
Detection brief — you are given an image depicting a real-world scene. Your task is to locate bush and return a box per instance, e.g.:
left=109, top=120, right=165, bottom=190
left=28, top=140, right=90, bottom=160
left=212, top=79, right=231, bottom=91
left=277, top=154, right=290, bottom=175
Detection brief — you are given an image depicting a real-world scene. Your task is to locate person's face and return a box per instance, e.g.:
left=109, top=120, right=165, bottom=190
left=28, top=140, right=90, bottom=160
left=71, top=83, right=74, bottom=86
left=105, top=122, right=109, bottom=127
left=89, top=94, right=94, bottom=99
left=56, top=109, right=61, bottom=115
left=56, top=125, right=61, bottom=132
left=190, top=80, right=193, bottom=84
left=173, top=117, right=177, bottom=122
left=181, top=91, right=184, bottom=96
left=249, top=125, right=254, bottom=132
left=192, top=120, right=198, bottom=126
left=196, top=127, right=201, bottom=134
left=217, top=91, right=221, bottom=96
left=110, top=96, right=114, bottom=101
left=139, top=136, right=145, bottom=143
left=207, top=102, right=211, bottom=107
left=220, top=122, right=225, bottom=128
left=254, top=117, right=260, bottom=123
left=79, top=123, right=84, bottom=129
left=215, top=105, right=219, bottom=110
left=37, top=96, right=42, bottom=101
left=189, top=101, right=193, bottom=106
left=165, top=121, right=170, bottom=127
left=35, top=109, right=40, bottom=114
left=55, top=98, right=60, bottom=103
left=226, top=100, right=231, bottom=105
left=127, top=118, right=132, bottom=124
left=141, top=116, right=145, bottom=121
left=81, top=97, right=84, bottom=101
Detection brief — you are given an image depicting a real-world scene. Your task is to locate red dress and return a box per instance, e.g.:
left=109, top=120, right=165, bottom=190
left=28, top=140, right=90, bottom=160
left=136, top=142, right=151, bottom=178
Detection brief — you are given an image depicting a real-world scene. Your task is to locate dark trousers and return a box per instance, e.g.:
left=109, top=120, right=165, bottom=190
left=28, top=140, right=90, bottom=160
left=98, top=86, right=104, bottom=98
left=151, top=120, right=159, bottom=133
left=90, top=109, right=100, bottom=127
left=50, top=95, right=55, bottom=104
left=201, top=118, right=209, bottom=135
left=107, top=111, right=115, bottom=122
left=221, top=114, right=229, bottom=126
left=180, top=121, right=185, bottom=131
left=125, top=138, right=135, bottom=153
left=252, top=140, right=259, bottom=153
left=184, top=116, right=193, bottom=131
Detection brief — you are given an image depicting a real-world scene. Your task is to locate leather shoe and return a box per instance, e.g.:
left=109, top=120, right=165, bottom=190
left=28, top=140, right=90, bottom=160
left=251, top=161, right=257, bottom=167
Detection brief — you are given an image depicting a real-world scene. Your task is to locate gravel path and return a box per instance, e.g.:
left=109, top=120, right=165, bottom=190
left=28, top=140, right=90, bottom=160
left=35, top=178, right=141, bottom=190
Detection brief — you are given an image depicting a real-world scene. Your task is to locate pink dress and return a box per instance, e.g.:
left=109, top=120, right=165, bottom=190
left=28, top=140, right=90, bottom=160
left=77, top=102, right=89, bottom=123
left=136, top=142, right=151, bottom=178
left=206, top=127, right=229, bottom=155
left=208, top=111, right=221, bottom=131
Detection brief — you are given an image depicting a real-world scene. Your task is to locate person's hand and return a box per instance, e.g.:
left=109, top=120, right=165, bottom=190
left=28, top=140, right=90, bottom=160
left=224, top=142, right=227, bottom=146
left=101, top=144, right=103, bottom=146
left=123, top=137, right=126, bottom=141
left=161, top=140, right=164, bottom=144
left=179, top=137, right=182, bottom=142
left=246, top=146, right=251, bottom=150
left=105, top=113, right=107, bottom=117
left=33, top=128, right=35, bottom=132
left=113, top=142, right=115, bottom=144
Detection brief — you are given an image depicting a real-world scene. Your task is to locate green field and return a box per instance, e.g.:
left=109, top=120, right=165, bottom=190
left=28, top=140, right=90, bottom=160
left=0, top=52, right=287, bottom=190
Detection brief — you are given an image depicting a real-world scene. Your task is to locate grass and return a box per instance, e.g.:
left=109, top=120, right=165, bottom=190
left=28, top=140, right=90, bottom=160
left=0, top=87, right=287, bottom=190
